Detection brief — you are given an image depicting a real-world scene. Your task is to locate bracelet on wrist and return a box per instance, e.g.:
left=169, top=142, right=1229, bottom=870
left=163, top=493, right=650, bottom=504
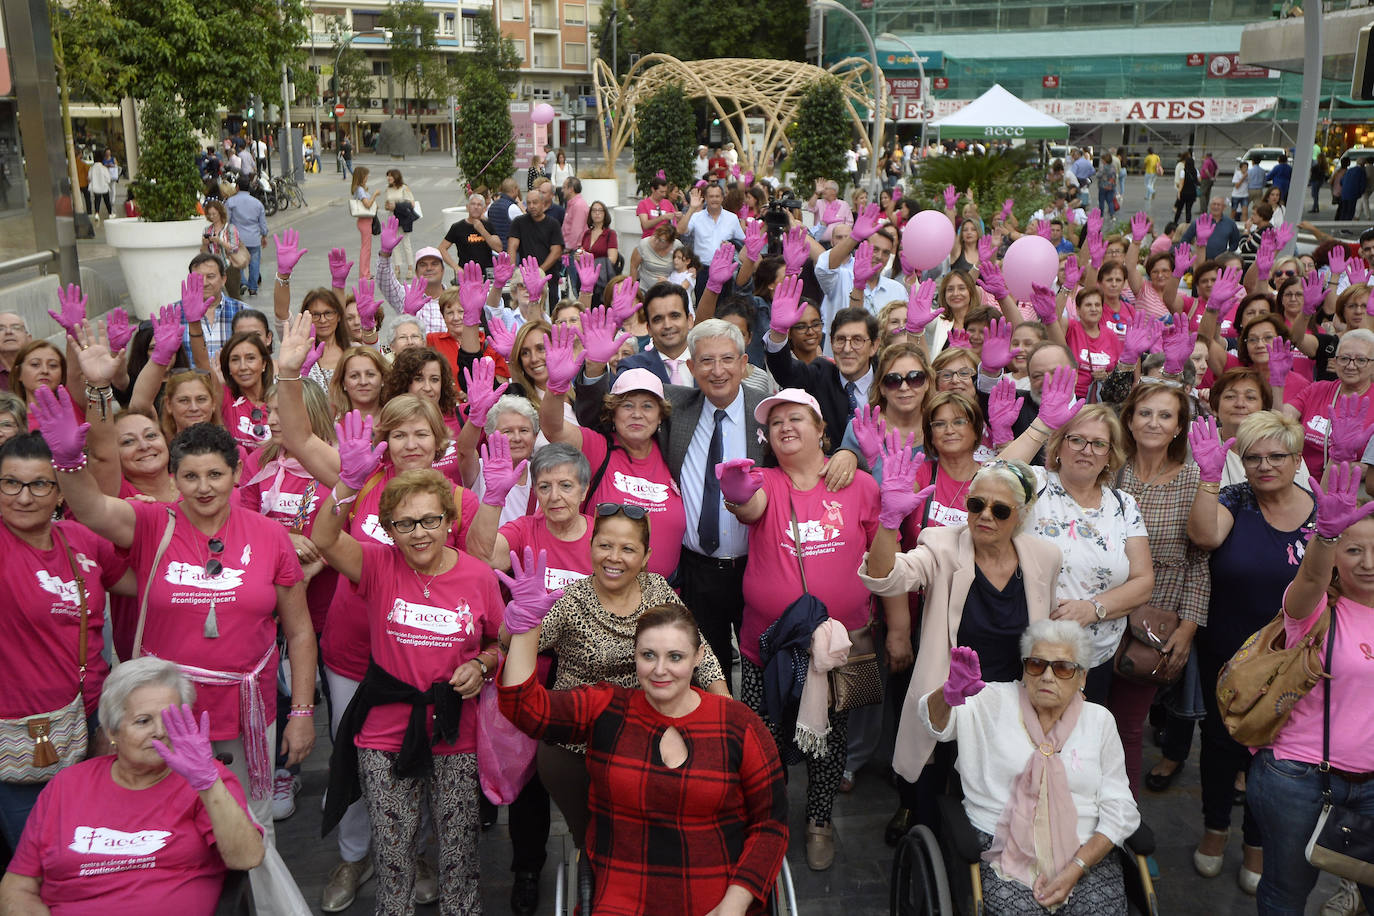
left=53, top=454, right=89, bottom=474
left=276, top=374, right=302, bottom=382
left=287, top=709, right=314, bottom=718
left=331, top=492, right=358, bottom=516
left=1315, top=533, right=1341, bottom=545
left=1198, top=481, right=1220, bottom=493
left=275, top=273, right=291, bottom=285
left=1071, top=855, right=1089, bottom=873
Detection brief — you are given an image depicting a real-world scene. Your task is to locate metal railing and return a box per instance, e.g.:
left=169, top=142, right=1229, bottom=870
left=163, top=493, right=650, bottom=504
left=0, top=250, right=57, bottom=279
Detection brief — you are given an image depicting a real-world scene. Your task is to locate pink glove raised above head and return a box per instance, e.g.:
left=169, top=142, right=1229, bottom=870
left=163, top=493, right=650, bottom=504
left=1350, top=260, right=1371, bottom=286
left=849, top=404, right=887, bottom=468
left=608, top=277, right=642, bottom=327
left=1312, top=462, right=1374, bottom=540
left=1085, top=208, right=1103, bottom=236
left=496, top=547, right=565, bottom=634
left=328, top=246, right=354, bottom=288
left=180, top=273, right=213, bottom=324
left=380, top=216, right=403, bottom=256
left=980, top=317, right=1020, bottom=371
left=905, top=279, right=943, bottom=334
left=977, top=235, right=997, bottom=265
left=1330, top=246, right=1351, bottom=279
left=1301, top=271, right=1327, bottom=316
left=1194, top=213, right=1215, bottom=246
left=1087, top=230, right=1107, bottom=269
left=334, top=410, right=387, bottom=490
left=743, top=220, right=767, bottom=262
left=852, top=203, right=882, bottom=242
left=1160, top=317, right=1197, bottom=376
left=31, top=385, right=89, bottom=470
left=519, top=256, right=550, bottom=302
left=1328, top=395, right=1373, bottom=464
left=987, top=375, right=1021, bottom=446
left=1028, top=283, right=1058, bottom=324
left=1035, top=220, right=1053, bottom=241
left=354, top=278, right=380, bottom=332
left=575, top=251, right=598, bottom=292
left=542, top=323, right=584, bottom=395
left=947, top=327, right=972, bottom=349
left=943, top=185, right=958, bottom=210
left=461, top=357, right=509, bottom=429
left=150, top=704, right=219, bottom=792
left=1129, top=211, right=1150, bottom=244
left=715, top=458, right=764, bottom=505
left=578, top=306, right=631, bottom=365
left=769, top=274, right=808, bottom=335
left=299, top=329, right=327, bottom=377
left=1207, top=265, right=1243, bottom=314
left=480, top=430, right=529, bottom=508
left=1267, top=337, right=1295, bottom=389
left=783, top=226, right=810, bottom=275
left=105, top=307, right=136, bottom=354
left=150, top=303, right=184, bottom=367
left=877, top=439, right=931, bottom=530
left=49, top=283, right=87, bottom=337
left=1188, top=416, right=1233, bottom=484
left=976, top=261, right=1009, bottom=301
left=851, top=241, right=879, bottom=289
left=1120, top=311, right=1160, bottom=367
left=1172, top=243, right=1193, bottom=279
left=492, top=251, right=516, bottom=289
left=943, top=646, right=986, bottom=707
left=705, top=243, right=736, bottom=294
left=274, top=228, right=308, bottom=275
left=457, top=262, right=489, bottom=327
left=401, top=276, right=428, bottom=316
left=1062, top=255, right=1082, bottom=293
left=1037, top=364, right=1084, bottom=430
left=1000, top=198, right=1015, bottom=221
left=486, top=315, right=518, bottom=360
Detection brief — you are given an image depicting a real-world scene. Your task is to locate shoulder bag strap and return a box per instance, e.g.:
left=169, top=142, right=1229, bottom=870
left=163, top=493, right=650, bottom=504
left=348, top=469, right=387, bottom=524
left=1321, top=602, right=1337, bottom=803
left=56, top=530, right=89, bottom=691
left=132, top=508, right=177, bottom=661
left=786, top=494, right=809, bottom=595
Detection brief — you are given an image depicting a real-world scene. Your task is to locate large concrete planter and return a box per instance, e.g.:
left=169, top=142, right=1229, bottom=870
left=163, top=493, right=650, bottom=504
left=103, top=217, right=206, bottom=319
left=579, top=178, right=621, bottom=210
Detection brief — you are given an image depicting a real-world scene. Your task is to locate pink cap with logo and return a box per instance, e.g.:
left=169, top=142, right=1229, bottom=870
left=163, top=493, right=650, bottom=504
left=610, top=367, right=665, bottom=399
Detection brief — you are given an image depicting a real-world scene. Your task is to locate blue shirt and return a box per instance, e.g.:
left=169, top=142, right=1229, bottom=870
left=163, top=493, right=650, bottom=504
left=225, top=192, right=267, bottom=248
left=1246, top=164, right=1267, bottom=190
left=680, top=388, right=749, bottom=558
left=1070, top=157, right=1095, bottom=182
left=1268, top=162, right=1293, bottom=191
left=180, top=294, right=246, bottom=362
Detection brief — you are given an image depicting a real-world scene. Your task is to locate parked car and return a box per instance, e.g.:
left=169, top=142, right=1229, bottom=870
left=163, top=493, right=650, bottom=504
left=1239, top=146, right=1287, bottom=173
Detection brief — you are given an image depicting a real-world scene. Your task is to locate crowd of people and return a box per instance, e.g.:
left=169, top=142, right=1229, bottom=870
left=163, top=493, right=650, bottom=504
left=1, top=134, right=1374, bottom=916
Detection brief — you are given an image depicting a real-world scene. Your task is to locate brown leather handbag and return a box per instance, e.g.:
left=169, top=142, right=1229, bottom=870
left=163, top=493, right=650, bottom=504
left=1217, top=606, right=1330, bottom=747
left=1113, top=603, right=1183, bottom=686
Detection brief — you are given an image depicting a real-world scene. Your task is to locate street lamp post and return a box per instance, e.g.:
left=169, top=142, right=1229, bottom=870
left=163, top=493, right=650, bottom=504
left=814, top=0, right=882, bottom=193
left=878, top=32, right=926, bottom=159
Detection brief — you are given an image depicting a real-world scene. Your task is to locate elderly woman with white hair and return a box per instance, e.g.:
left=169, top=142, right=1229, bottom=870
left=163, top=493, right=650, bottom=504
left=860, top=455, right=1063, bottom=841
left=920, top=622, right=1140, bottom=915
left=383, top=314, right=426, bottom=359
left=1278, top=327, right=1374, bottom=480
left=0, top=658, right=264, bottom=912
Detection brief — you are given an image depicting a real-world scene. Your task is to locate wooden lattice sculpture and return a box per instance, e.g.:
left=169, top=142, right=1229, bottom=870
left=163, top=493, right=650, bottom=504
left=592, top=54, right=885, bottom=176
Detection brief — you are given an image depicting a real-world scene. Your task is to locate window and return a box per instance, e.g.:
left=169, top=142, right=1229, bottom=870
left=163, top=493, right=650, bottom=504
left=461, top=16, right=478, bottom=46
left=564, top=3, right=585, bottom=24
left=372, top=60, right=391, bottom=76
left=502, top=0, right=524, bottom=21
left=351, top=11, right=382, bottom=31
left=441, top=13, right=455, bottom=35
left=511, top=38, right=527, bottom=60
left=565, top=42, right=586, bottom=66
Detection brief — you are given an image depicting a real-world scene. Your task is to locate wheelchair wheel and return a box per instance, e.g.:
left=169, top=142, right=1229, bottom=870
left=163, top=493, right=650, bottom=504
left=890, top=825, right=953, bottom=916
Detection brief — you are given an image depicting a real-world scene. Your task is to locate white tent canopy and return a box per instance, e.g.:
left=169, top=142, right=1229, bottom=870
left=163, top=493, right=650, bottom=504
left=930, top=84, right=1070, bottom=140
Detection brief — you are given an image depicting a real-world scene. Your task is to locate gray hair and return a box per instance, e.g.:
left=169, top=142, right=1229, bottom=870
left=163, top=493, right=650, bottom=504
left=970, top=459, right=1038, bottom=535
left=1338, top=328, right=1374, bottom=354
left=384, top=314, right=425, bottom=348
left=529, top=441, right=590, bottom=488
left=1141, top=351, right=1197, bottom=387
left=687, top=318, right=746, bottom=360
left=0, top=391, right=26, bottom=426
left=1020, top=619, right=1093, bottom=670
left=485, top=393, right=540, bottom=437
left=99, top=658, right=196, bottom=736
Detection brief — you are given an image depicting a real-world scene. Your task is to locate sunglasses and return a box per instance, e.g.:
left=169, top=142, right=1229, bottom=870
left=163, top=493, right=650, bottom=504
left=965, top=496, right=1014, bottom=520
left=596, top=502, right=648, bottom=520
left=206, top=537, right=224, bottom=578
left=882, top=370, right=928, bottom=390
left=1024, top=656, right=1082, bottom=679
left=250, top=406, right=268, bottom=439
left=390, top=514, right=447, bottom=533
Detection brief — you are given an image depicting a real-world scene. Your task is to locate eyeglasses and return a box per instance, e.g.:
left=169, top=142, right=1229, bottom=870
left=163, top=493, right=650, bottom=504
left=0, top=476, right=57, bottom=497
left=390, top=514, right=447, bottom=533
left=0, top=419, right=20, bottom=433
left=1245, top=334, right=1278, bottom=346
left=1335, top=355, right=1373, bottom=368
left=694, top=355, right=740, bottom=371
left=937, top=368, right=977, bottom=382
left=882, top=370, right=928, bottom=390
left=1023, top=656, right=1082, bottom=679
left=205, top=537, right=224, bottom=578
left=307, top=310, right=337, bottom=321
left=596, top=502, right=648, bottom=520
left=1064, top=433, right=1110, bottom=455
left=0, top=323, right=26, bottom=333
left=966, top=495, right=1014, bottom=519
left=833, top=335, right=872, bottom=351
left=1240, top=452, right=1296, bottom=469
left=930, top=417, right=971, bottom=431
left=791, top=321, right=824, bottom=333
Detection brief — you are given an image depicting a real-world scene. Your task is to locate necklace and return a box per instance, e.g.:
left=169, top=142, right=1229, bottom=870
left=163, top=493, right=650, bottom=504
left=412, top=567, right=440, bottom=598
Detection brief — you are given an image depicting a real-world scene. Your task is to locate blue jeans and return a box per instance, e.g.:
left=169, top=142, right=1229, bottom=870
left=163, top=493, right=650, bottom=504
left=1098, top=185, right=1115, bottom=216
left=0, top=780, right=46, bottom=848
left=1247, top=749, right=1374, bottom=915
left=246, top=245, right=261, bottom=293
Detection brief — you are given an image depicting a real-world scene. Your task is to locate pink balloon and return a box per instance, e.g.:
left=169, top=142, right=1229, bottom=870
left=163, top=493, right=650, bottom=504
left=1002, top=235, right=1060, bottom=300
left=531, top=103, right=556, bottom=125
left=901, top=210, right=955, bottom=273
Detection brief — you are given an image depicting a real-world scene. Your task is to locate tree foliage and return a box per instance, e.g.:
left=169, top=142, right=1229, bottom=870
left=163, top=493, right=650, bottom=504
left=324, top=15, right=374, bottom=109
left=916, top=149, right=1050, bottom=225
left=381, top=0, right=450, bottom=121
left=789, top=78, right=852, bottom=192
left=129, top=94, right=201, bottom=222
left=456, top=8, right=521, bottom=90
left=458, top=67, right=514, bottom=191
left=591, top=0, right=632, bottom=76
left=622, top=0, right=807, bottom=63
left=633, top=85, right=696, bottom=196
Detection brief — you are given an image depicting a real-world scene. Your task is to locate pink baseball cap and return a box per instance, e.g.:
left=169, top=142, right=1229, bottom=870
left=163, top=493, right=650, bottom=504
left=610, top=367, right=665, bottom=398
left=753, top=387, right=823, bottom=424
left=414, top=246, right=443, bottom=265
left=1149, top=235, right=1172, bottom=255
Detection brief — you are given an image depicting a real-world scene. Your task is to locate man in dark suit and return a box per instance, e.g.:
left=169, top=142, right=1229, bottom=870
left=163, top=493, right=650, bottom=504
left=576, top=317, right=764, bottom=686
left=611, top=281, right=696, bottom=387
left=765, top=306, right=879, bottom=454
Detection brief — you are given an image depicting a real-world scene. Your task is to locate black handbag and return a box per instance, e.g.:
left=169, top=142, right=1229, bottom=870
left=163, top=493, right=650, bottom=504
left=1304, top=606, right=1374, bottom=885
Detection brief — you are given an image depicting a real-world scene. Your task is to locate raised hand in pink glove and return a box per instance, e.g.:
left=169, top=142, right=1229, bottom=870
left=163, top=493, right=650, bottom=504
left=976, top=260, right=1009, bottom=301
left=852, top=203, right=882, bottom=242
left=947, top=328, right=973, bottom=349
left=1302, top=271, right=1327, bottom=316
left=743, top=220, right=767, bottom=262
left=1312, top=462, right=1374, bottom=539
left=1172, top=243, right=1193, bottom=279
left=542, top=324, right=584, bottom=395
left=981, top=318, right=1021, bottom=371
left=1328, top=395, right=1373, bottom=463
left=769, top=274, right=808, bottom=335
left=492, top=251, right=516, bottom=289
left=851, top=241, right=879, bottom=288
left=715, top=458, right=764, bottom=504
left=943, top=646, right=986, bottom=707
left=151, top=704, right=220, bottom=792
left=850, top=404, right=887, bottom=468
left=461, top=357, right=509, bottom=428
left=1028, top=283, right=1058, bottom=324
left=354, top=278, right=380, bottom=332
left=987, top=375, right=1021, bottom=446
left=380, top=216, right=403, bottom=256
left=1161, top=317, right=1197, bottom=376
left=905, top=279, right=943, bottom=334
left=1255, top=230, right=1278, bottom=281
left=1129, top=211, right=1150, bottom=244
left=782, top=226, right=810, bottom=275
left=1207, top=265, right=1243, bottom=313
left=1062, top=255, right=1082, bottom=293
left=899, top=244, right=922, bottom=279
left=486, top=315, right=518, bottom=359
left=495, top=546, right=564, bottom=633
left=401, top=276, right=428, bottom=315
left=105, top=307, right=136, bottom=354
left=579, top=306, right=631, bottom=365
left=878, top=439, right=931, bottom=529
left=1035, top=221, right=1052, bottom=241
left=150, top=304, right=184, bottom=366
left=328, top=246, right=354, bottom=288
left=334, top=410, right=386, bottom=489
left=1329, top=246, right=1350, bottom=279
left=455, top=262, right=488, bottom=327
left=1350, top=261, right=1371, bottom=286
left=1188, top=416, right=1234, bottom=484
left=1000, top=198, right=1015, bottom=221
left=574, top=251, right=598, bottom=292
left=1194, top=212, right=1215, bottom=246
left=1037, top=364, right=1084, bottom=429
left=519, top=256, right=550, bottom=303
left=608, top=277, right=641, bottom=327
left=730, top=163, right=741, bottom=179
left=705, top=243, right=736, bottom=294
left=31, top=385, right=89, bottom=469
left=274, top=228, right=308, bottom=275
left=1266, top=337, right=1296, bottom=389
left=180, top=273, right=213, bottom=323
left=1275, top=223, right=1296, bottom=252
left=977, top=235, right=997, bottom=264
left=299, top=329, right=327, bottom=377
left=744, top=171, right=755, bottom=187
left=49, top=283, right=87, bottom=337
left=1085, top=208, right=1103, bottom=237
left=943, top=185, right=958, bottom=210
left=1087, top=230, right=1107, bottom=269
left=480, top=430, right=529, bottom=508
left=1120, top=311, right=1160, bottom=366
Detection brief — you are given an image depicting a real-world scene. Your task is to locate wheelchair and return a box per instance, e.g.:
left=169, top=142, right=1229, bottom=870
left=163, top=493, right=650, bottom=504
left=890, top=792, right=1159, bottom=916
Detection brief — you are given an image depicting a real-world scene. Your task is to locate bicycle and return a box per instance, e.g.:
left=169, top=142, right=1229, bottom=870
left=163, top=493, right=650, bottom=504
left=271, top=175, right=308, bottom=210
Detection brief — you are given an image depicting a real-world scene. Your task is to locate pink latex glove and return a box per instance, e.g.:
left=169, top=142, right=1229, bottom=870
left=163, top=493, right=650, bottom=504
left=492, top=251, right=516, bottom=289
left=977, top=236, right=997, bottom=265
left=1266, top=338, right=1296, bottom=388
left=299, top=329, right=327, bottom=377
left=1037, top=364, right=1084, bottom=429
left=575, top=251, right=598, bottom=291
left=354, top=278, right=380, bottom=331
left=608, top=277, right=642, bottom=327
left=1312, top=462, right=1374, bottom=539
left=49, top=283, right=87, bottom=337
left=980, top=318, right=1020, bottom=370
left=461, top=357, right=509, bottom=428
left=730, top=164, right=741, bottom=179
left=878, top=439, right=933, bottom=529
left=943, top=185, right=958, bottom=210
left=1255, top=230, right=1277, bottom=281
left=519, top=256, right=550, bottom=302
left=334, top=410, right=387, bottom=489
left=480, top=431, right=529, bottom=508
left=1275, top=223, right=1296, bottom=252
left=1350, top=261, right=1371, bottom=286
left=891, top=185, right=901, bottom=201
left=274, top=228, right=307, bottom=275
left=1328, top=395, right=1373, bottom=463
left=1035, top=221, right=1052, bottom=241
left=1085, top=208, right=1103, bottom=237
left=180, top=273, right=213, bottom=324
left=1087, top=230, right=1107, bottom=269
left=1028, top=283, right=1058, bottom=324
left=976, top=261, right=1009, bottom=300
left=31, top=385, right=89, bottom=468
left=1000, top=199, right=1015, bottom=221
left=495, top=547, right=565, bottom=633
left=150, top=704, right=219, bottom=792
left=1063, top=255, right=1082, bottom=293
left=401, top=276, right=428, bottom=316
left=850, top=404, right=887, bottom=468
left=457, top=262, right=489, bottom=327
left=380, top=216, right=403, bottom=256
left=1188, top=416, right=1233, bottom=484
left=987, top=375, right=1020, bottom=445
left=1207, top=265, right=1243, bottom=313
left=1172, top=243, right=1193, bottom=279
left=542, top=324, right=584, bottom=395
left=1129, top=211, right=1150, bottom=244
left=769, top=274, right=808, bottom=335
left=743, top=220, right=767, bottom=262
left=1302, top=271, right=1327, bottom=316
left=105, top=308, right=136, bottom=353
left=486, top=315, right=518, bottom=359
left=899, top=244, right=921, bottom=279
left=905, top=279, right=943, bottom=334
left=852, top=203, right=882, bottom=242
left=1160, top=317, right=1196, bottom=376
left=579, top=306, right=631, bottom=364
left=1194, top=213, right=1215, bottom=246
left=705, top=243, right=736, bottom=294
left=328, top=246, right=354, bottom=288
left=655, top=169, right=666, bottom=180
left=943, top=646, right=986, bottom=707
left=1329, top=247, right=1350, bottom=278
left=715, top=458, right=764, bottom=504
left=851, top=240, right=879, bottom=288
left=948, top=327, right=973, bottom=349
left=150, top=304, right=184, bottom=366
left=1120, top=311, right=1160, bottom=366
left=744, top=171, right=755, bottom=187
left=782, top=226, right=810, bottom=275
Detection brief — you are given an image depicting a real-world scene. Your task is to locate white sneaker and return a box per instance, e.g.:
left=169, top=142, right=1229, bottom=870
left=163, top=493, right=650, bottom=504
left=413, top=856, right=439, bottom=905
left=271, top=768, right=299, bottom=821
left=1322, top=879, right=1368, bottom=916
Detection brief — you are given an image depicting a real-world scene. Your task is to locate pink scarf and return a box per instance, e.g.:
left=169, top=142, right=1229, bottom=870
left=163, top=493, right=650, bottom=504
left=793, top=620, right=850, bottom=758
left=246, top=455, right=308, bottom=511
left=984, top=685, right=1084, bottom=897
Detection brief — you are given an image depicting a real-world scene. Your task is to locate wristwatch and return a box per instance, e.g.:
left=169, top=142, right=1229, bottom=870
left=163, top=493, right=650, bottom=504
left=1091, top=599, right=1108, bottom=621
left=475, top=657, right=491, bottom=677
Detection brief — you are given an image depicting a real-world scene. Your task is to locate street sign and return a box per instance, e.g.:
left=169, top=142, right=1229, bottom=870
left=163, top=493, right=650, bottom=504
left=932, top=77, right=949, bottom=90
left=1042, top=75, right=1059, bottom=89
left=334, top=103, right=346, bottom=117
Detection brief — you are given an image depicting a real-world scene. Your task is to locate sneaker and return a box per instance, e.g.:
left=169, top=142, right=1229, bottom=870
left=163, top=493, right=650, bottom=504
left=413, top=856, right=439, bottom=905
left=806, top=819, right=835, bottom=871
left=1322, top=879, right=1368, bottom=916
left=271, top=769, right=299, bottom=821
left=321, top=857, right=374, bottom=912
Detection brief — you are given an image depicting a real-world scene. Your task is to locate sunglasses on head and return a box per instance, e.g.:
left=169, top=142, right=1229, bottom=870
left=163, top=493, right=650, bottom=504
left=882, top=370, right=928, bottom=390
left=965, top=495, right=1014, bottom=520
left=1023, top=656, right=1082, bottom=679
left=206, top=537, right=224, bottom=578
left=596, top=502, right=648, bottom=520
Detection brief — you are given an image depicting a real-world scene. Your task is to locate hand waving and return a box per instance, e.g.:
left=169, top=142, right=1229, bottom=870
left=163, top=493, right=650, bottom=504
left=461, top=357, right=509, bottom=428
left=328, top=246, right=354, bottom=288
left=49, top=283, right=87, bottom=337
left=1328, top=395, right=1373, bottom=463
left=987, top=375, right=1020, bottom=446
left=495, top=547, right=564, bottom=633
left=1188, top=416, right=1233, bottom=484
left=480, top=430, right=528, bottom=507
left=492, top=251, right=516, bottom=289
left=542, top=323, right=584, bottom=395
left=519, top=256, right=550, bottom=303
left=942, top=646, right=986, bottom=707
left=1312, top=462, right=1374, bottom=539
left=334, top=410, right=387, bottom=489
left=579, top=306, right=631, bottom=365
left=457, top=262, right=490, bottom=327
left=274, top=228, right=308, bottom=275
left=769, top=274, right=808, bottom=335
left=904, top=279, right=944, bottom=334
left=980, top=318, right=1020, bottom=371
left=31, top=385, right=89, bottom=470
left=1036, top=364, right=1084, bottom=429
left=486, top=315, right=518, bottom=360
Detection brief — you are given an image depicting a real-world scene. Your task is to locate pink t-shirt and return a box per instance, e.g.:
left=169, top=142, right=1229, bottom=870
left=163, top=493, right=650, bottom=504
left=353, top=542, right=501, bottom=754
left=220, top=393, right=270, bottom=450
left=1101, top=301, right=1136, bottom=344
left=431, top=414, right=466, bottom=478
left=1291, top=380, right=1374, bottom=479
left=901, top=461, right=974, bottom=544
left=1065, top=321, right=1123, bottom=397
left=635, top=197, right=677, bottom=238
left=580, top=428, right=685, bottom=577
left=740, top=468, right=879, bottom=665
left=1269, top=589, right=1374, bottom=771
left=499, top=514, right=594, bottom=591
left=128, top=501, right=302, bottom=741
left=0, top=521, right=126, bottom=718
left=9, top=756, right=258, bottom=914
left=110, top=485, right=174, bottom=662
